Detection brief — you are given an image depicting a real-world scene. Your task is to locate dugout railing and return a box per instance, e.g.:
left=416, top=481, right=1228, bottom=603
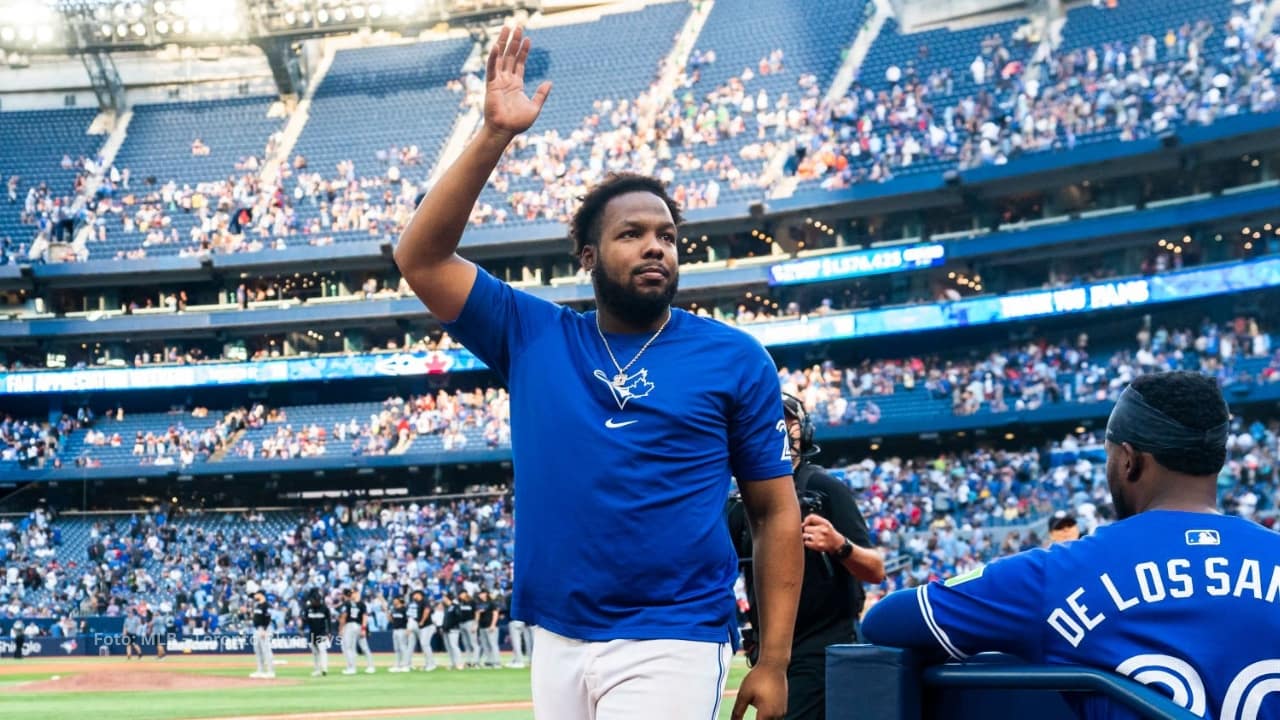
left=827, top=645, right=1198, bottom=719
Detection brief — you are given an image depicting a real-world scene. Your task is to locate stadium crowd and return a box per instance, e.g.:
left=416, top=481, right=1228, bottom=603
left=780, top=317, right=1278, bottom=424
left=0, top=493, right=515, bottom=643
left=4, top=415, right=1278, bottom=636
left=793, top=0, right=1279, bottom=188
left=53, top=389, right=512, bottom=469
left=1, top=408, right=93, bottom=469
left=7, top=0, right=1275, bottom=265
left=5, top=317, right=1276, bottom=471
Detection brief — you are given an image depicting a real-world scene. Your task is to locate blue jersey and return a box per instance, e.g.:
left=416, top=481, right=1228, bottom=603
left=444, top=268, right=791, bottom=645
left=863, top=510, right=1280, bottom=719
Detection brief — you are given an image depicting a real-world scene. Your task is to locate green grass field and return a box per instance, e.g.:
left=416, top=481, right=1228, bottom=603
left=0, top=653, right=754, bottom=720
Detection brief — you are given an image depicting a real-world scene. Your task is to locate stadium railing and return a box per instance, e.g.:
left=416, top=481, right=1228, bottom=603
left=827, top=645, right=1198, bottom=720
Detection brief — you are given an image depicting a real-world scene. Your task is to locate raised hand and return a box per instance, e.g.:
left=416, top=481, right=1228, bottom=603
left=484, top=25, right=552, bottom=140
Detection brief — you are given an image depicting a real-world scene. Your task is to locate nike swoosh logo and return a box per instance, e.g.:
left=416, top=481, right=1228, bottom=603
left=605, top=418, right=638, bottom=429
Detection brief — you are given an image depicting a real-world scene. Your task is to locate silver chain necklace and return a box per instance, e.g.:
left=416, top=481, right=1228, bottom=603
left=596, top=310, right=671, bottom=387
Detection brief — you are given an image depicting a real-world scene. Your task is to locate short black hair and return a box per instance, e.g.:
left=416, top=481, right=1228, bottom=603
left=1127, top=371, right=1229, bottom=476
left=569, top=173, right=683, bottom=258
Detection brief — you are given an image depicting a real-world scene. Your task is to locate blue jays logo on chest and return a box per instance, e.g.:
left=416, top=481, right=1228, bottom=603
left=593, top=368, right=655, bottom=409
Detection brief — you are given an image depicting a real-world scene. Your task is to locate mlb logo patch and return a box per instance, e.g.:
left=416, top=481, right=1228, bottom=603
left=1185, top=530, right=1221, bottom=546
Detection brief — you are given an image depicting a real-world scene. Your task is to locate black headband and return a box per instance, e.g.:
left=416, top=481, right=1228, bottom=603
left=1105, top=386, right=1228, bottom=453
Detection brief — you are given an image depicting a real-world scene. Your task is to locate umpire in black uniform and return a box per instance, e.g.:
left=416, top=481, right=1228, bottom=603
left=729, top=393, right=885, bottom=720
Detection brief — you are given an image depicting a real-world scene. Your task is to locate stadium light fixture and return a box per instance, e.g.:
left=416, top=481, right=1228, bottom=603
left=386, top=0, right=417, bottom=17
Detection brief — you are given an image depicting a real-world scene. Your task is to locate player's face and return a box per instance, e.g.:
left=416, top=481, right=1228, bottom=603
left=587, top=192, right=679, bottom=326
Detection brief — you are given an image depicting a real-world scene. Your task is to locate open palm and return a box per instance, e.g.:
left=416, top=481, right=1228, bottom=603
left=484, top=25, right=552, bottom=138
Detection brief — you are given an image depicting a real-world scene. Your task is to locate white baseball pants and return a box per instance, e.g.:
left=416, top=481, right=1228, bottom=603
left=530, top=627, right=730, bottom=720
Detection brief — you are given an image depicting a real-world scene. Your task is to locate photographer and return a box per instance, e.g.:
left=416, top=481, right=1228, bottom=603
left=729, top=393, right=885, bottom=720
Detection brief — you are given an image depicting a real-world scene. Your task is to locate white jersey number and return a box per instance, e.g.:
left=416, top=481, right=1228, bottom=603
left=1117, top=654, right=1280, bottom=719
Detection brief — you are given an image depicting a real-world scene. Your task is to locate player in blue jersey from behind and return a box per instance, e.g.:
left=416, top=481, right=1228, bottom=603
left=863, top=371, right=1280, bottom=719
left=393, top=25, right=803, bottom=720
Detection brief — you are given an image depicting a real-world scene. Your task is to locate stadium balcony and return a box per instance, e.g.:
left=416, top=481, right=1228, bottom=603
left=6, top=311, right=1279, bottom=483
left=3, top=245, right=1280, bottom=400
left=5, top=173, right=1280, bottom=342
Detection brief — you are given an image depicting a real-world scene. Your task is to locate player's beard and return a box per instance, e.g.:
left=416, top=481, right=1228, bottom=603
left=592, top=260, right=678, bottom=328
left=1106, top=462, right=1135, bottom=520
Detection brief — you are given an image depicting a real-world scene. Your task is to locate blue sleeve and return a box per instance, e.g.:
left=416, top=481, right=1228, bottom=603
left=441, top=267, right=564, bottom=380
left=728, top=341, right=793, bottom=482
left=862, top=551, right=1047, bottom=661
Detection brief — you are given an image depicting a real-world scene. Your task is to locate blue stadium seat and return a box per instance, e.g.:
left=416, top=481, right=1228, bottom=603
left=293, top=37, right=474, bottom=183
left=475, top=2, right=692, bottom=225
left=0, top=108, right=101, bottom=252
